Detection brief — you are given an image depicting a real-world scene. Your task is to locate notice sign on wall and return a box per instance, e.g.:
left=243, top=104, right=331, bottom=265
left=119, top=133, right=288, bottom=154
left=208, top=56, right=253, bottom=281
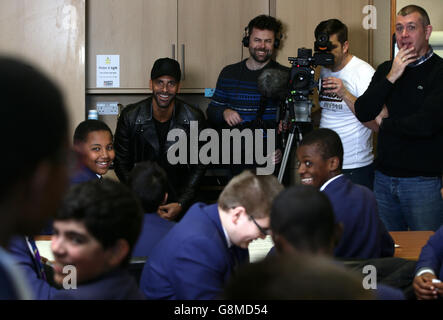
left=96, top=55, right=120, bottom=88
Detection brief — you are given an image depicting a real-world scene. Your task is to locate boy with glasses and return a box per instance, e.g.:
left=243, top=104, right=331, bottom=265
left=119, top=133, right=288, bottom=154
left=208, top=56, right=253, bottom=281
left=139, top=170, right=282, bottom=300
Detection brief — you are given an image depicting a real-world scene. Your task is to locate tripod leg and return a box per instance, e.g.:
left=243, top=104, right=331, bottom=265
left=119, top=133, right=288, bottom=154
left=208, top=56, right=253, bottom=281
left=278, top=132, right=295, bottom=183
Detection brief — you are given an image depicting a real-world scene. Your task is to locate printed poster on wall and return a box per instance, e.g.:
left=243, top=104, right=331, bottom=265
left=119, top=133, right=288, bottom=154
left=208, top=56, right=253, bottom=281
left=96, top=55, right=120, bottom=88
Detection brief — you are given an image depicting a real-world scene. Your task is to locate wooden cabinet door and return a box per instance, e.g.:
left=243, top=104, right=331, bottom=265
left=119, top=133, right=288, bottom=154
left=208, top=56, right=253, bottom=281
left=177, top=0, right=269, bottom=89
left=87, top=0, right=177, bottom=90
left=275, top=0, right=370, bottom=68
left=0, top=0, right=86, bottom=135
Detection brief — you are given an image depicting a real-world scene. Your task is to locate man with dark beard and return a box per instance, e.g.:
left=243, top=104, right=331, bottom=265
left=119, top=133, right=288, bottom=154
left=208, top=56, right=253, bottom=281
left=207, top=15, right=288, bottom=177
left=114, top=58, right=207, bottom=221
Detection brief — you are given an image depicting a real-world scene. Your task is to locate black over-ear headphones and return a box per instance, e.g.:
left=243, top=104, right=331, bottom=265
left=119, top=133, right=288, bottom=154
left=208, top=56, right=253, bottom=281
left=242, top=26, right=282, bottom=49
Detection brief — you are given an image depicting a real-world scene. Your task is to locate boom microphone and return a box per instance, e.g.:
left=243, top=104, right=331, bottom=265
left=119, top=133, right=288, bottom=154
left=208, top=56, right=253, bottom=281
left=257, top=68, right=289, bottom=100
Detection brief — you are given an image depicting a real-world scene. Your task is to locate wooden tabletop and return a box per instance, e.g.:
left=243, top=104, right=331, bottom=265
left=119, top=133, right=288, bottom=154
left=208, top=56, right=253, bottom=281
left=390, top=231, right=434, bottom=261
left=36, top=232, right=435, bottom=262
left=35, top=235, right=52, bottom=241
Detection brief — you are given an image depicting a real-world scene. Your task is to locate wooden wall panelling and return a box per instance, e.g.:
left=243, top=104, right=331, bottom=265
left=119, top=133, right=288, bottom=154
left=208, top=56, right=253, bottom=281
left=87, top=0, right=269, bottom=92
left=397, top=0, right=443, bottom=30
left=0, top=0, right=86, bottom=135
left=87, top=0, right=177, bottom=90
left=177, top=0, right=270, bottom=89
left=275, top=0, right=371, bottom=68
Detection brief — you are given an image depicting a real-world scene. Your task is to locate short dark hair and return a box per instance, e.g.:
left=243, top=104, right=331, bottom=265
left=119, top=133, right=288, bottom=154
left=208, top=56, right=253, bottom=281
left=55, top=179, right=143, bottom=266
left=271, top=185, right=336, bottom=253
left=224, top=254, right=374, bottom=300
left=300, top=128, right=344, bottom=170
left=0, top=57, right=68, bottom=197
left=398, top=5, right=430, bottom=26
left=247, top=14, right=282, bottom=37
left=73, top=120, right=113, bottom=144
left=128, top=161, right=168, bottom=213
left=315, top=19, right=348, bottom=45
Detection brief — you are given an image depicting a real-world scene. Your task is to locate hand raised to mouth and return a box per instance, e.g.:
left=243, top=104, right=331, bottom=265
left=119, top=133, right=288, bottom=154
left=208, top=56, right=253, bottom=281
left=386, top=47, right=418, bottom=83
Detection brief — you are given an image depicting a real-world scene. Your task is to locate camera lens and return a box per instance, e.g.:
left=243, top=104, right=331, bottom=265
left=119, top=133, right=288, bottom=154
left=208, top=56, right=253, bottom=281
left=293, top=70, right=309, bottom=89
left=318, top=34, right=328, bottom=43
left=316, top=32, right=329, bottom=47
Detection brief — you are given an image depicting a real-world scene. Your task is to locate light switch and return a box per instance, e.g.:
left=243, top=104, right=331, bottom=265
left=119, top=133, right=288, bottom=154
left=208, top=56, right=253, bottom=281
left=96, top=102, right=119, bottom=115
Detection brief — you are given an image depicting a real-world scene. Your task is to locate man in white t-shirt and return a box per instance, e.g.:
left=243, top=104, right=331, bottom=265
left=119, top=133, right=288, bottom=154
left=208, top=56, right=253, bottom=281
left=315, top=19, right=379, bottom=190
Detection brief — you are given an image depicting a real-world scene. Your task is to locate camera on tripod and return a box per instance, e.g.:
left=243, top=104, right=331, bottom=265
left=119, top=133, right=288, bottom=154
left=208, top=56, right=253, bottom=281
left=285, top=32, right=334, bottom=122
left=277, top=33, right=334, bottom=183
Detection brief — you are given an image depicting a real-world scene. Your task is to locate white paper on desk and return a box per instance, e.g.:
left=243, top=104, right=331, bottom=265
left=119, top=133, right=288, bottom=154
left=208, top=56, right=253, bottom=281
left=96, top=55, right=120, bottom=88
left=248, top=235, right=274, bottom=263
left=35, top=240, right=54, bottom=262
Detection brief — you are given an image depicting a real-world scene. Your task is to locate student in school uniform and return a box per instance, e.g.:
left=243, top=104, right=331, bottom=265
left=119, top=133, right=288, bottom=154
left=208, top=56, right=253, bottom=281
left=129, top=161, right=176, bottom=259
left=268, top=185, right=405, bottom=300
left=51, top=179, right=145, bottom=300
left=295, top=128, right=394, bottom=259
left=413, top=225, right=443, bottom=300
left=0, top=57, right=70, bottom=300
left=71, top=119, right=115, bottom=183
left=140, top=171, right=283, bottom=300
left=8, top=236, right=59, bottom=299
left=8, top=120, right=117, bottom=299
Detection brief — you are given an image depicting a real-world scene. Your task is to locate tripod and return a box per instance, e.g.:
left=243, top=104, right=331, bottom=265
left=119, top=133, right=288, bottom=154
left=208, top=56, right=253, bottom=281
left=277, top=99, right=313, bottom=183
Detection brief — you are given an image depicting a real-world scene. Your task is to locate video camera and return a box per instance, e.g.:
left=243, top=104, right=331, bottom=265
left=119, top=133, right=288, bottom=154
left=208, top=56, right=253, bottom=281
left=276, top=33, right=335, bottom=183
left=288, top=33, right=334, bottom=99
left=285, top=32, right=334, bottom=122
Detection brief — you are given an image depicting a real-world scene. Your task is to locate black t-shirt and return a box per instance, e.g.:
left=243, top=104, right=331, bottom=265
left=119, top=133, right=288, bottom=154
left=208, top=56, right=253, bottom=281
left=153, top=117, right=171, bottom=153
left=153, top=117, right=180, bottom=201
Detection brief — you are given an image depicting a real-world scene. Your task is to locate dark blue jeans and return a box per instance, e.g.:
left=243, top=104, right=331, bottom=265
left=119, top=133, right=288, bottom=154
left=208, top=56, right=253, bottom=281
left=374, top=170, right=443, bottom=231
left=342, top=163, right=375, bottom=190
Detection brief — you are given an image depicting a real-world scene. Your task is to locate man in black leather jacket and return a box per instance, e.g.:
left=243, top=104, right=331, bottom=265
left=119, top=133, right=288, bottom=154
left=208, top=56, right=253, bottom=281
left=114, top=58, right=207, bottom=220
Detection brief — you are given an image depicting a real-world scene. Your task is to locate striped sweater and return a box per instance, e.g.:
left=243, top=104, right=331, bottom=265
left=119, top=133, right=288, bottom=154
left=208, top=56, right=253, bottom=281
left=207, top=59, right=288, bottom=128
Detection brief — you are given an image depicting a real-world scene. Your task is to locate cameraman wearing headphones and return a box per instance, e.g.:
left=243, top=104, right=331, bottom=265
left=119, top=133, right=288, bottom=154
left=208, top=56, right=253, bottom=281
left=206, top=14, right=288, bottom=178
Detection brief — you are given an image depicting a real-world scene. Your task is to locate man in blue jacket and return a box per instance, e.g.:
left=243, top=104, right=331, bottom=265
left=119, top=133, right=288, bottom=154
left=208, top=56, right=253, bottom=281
left=413, top=226, right=443, bottom=299
left=0, top=57, right=69, bottom=299
left=269, top=185, right=404, bottom=300
left=139, top=170, right=283, bottom=299
left=295, top=128, right=394, bottom=259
